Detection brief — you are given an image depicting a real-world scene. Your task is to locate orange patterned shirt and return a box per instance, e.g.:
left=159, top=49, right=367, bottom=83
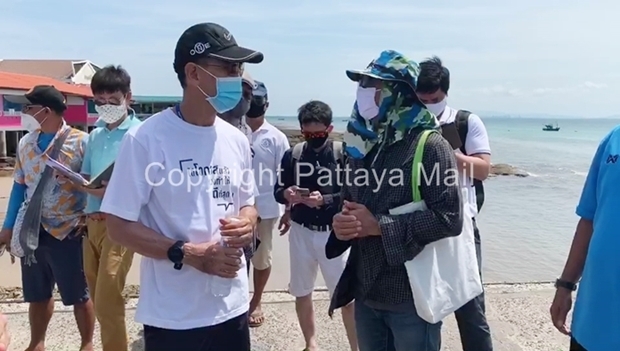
left=13, top=124, right=88, bottom=240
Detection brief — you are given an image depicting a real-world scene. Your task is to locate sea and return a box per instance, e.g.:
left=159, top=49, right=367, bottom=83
left=266, top=115, right=619, bottom=283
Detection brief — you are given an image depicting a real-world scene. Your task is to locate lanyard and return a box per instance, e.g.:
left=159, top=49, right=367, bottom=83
left=174, top=104, right=185, bottom=121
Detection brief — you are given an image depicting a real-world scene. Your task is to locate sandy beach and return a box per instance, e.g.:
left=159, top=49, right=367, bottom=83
left=0, top=284, right=571, bottom=351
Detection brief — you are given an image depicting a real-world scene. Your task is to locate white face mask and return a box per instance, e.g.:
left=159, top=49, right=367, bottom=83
left=95, top=103, right=127, bottom=124
left=356, top=86, right=380, bottom=120
left=20, top=109, right=44, bottom=133
left=425, top=98, right=447, bottom=117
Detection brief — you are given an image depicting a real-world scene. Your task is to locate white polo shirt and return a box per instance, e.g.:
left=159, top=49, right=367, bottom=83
left=439, top=106, right=491, bottom=217
left=249, top=121, right=289, bottom=219
left=100, top=108, right=255, bottom=330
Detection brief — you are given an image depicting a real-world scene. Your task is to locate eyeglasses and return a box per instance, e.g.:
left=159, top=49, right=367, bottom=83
left=93, top=98, right=124, bottom=106
left=21, top=105, right=43, bottom=113
left=204, top=61, right=242, bottom=76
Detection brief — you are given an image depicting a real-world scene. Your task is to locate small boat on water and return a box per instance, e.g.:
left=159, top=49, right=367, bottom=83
left=543, top=123, right=560, bottom=131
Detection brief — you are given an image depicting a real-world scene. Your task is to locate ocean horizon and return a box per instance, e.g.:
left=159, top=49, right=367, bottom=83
left=265, top=115, right=619, bottom=283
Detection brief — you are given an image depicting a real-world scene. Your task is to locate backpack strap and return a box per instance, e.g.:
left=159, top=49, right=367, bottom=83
left=290, top=142, right=306, bottom=180
left=455, top=110, right=471, bottom=155
left=332, top=141, right=343, bottom=164
left=454, top=110, right=486, bottom=212
left=292, top=142, right=305, bottom=161
left=411, top=130, right=437, bottom=202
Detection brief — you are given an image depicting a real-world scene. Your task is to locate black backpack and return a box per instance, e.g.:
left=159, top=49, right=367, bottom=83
left=455, top=110, right=485, bottom=212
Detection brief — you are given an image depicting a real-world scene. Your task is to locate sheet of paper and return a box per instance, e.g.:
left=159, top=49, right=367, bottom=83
left=45, top=158, right=87, bottom=185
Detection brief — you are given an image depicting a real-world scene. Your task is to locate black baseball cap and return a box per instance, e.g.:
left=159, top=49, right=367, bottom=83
left=5, top=85, right=67, bottom=113
left=174, top=22, right=263, bottom=74
left=253, top=80, right=268, bottom=100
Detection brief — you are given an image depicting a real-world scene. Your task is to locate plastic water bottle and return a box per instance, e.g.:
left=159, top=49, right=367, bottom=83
left=210, top=218, right=241, bottom=297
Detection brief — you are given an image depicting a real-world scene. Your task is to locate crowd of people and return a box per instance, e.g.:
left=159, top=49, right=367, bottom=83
left=0, top=21, right=614, bottom=351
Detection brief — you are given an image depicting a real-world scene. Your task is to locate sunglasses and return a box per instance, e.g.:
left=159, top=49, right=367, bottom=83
left=251, top=96, right=267, bottom=105
left=359, top=75, right=382, bottom=88
left=302, top=131, right=329, bottom=139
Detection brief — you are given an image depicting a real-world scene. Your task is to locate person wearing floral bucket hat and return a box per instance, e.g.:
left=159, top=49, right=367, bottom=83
left=326, top=50, right=463, bottom=351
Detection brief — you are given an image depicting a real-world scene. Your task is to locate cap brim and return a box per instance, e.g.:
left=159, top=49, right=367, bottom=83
left=3, top=95, right=32, bottom=104
left=345, top=69, right=384, bottom=82
left=242, top=71, right=256, bottom=88
left=210, top=45, right=264, bottom=64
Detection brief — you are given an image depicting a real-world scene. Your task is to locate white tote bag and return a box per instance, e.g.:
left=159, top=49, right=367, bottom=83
left=392, top=130, right=483, bottom=324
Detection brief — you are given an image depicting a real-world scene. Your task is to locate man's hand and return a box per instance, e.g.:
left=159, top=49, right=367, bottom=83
left=302, top=191, right=324, bottom=208
left=55, top=172, right=86, bottom=188
left=333, top=207, right=361, bottom=241
left=279, top=211, right=291, bottom=236
left=284, top=186, right=303, bottom=205
left=549, top=288, right=573, bottom=335
left=182, top=241, right=244, bottom=278
left=81, top=180, right=107, bottom=198
left=0, top=229, right=11, bottom=248
left=0, top=312, right=10, bottom=351
left=343, top=201, right=381, bottom=237
left=219, top=217, right=254, bottom=248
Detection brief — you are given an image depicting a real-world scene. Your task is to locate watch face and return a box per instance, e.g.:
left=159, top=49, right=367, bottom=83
left=168, top=244, right=184, bottom=263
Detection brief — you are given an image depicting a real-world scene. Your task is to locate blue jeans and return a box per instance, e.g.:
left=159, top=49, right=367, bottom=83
left=355, top=299, right=441, bottom=351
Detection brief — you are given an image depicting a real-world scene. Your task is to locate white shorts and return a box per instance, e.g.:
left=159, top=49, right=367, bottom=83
left=251, top=218, right=277, bottom=270
left=288, top=222, right=349, bottom=297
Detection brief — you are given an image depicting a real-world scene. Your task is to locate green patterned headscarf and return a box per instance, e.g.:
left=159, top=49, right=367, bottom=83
left=344, top=50, right=440, bottom=159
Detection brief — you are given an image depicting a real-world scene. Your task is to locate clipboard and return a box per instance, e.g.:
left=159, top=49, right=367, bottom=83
left=45, top=157, right=88, bottom=186
left=45, top=158, right=114, bottom=188
left=84, top=162, right=114, bottom=189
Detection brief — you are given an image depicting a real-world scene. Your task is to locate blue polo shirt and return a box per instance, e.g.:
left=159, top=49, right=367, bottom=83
left=81, top=114, right=142, bottom=214
left=572, top=125, right=620, bottom=350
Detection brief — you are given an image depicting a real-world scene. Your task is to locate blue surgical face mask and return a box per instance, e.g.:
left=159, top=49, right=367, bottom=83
left=196, top=66, right=243, bottom=114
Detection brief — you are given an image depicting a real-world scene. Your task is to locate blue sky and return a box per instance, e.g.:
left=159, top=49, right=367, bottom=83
left=1, top=0, right=618, bottom=117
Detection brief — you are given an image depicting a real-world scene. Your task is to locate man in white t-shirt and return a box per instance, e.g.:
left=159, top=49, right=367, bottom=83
left=100, top=22, right=262, bottom=351
left=416, top=56, right=493, bottom=351
left=243, top=80, right=290, bottom=327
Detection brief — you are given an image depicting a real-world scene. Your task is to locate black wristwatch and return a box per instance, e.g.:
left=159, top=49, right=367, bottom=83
left=167, top=240, right=185, bottom=270
left=554, top=278, right=577, bottom=291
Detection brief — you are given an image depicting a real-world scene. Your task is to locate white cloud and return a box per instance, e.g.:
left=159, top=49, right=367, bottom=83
left=469, top=85, right=523, bottom=97
left=531, top=82, right=608, bottom=95
left=469, top=82, right=608, bottom=97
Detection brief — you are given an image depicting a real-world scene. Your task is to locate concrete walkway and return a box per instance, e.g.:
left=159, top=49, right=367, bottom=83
left=0, top=284, right=571, bottom=351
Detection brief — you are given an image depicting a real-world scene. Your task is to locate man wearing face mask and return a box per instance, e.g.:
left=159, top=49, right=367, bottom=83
left=244, top=81, right=290, bottom=328
left=274, top=101, right=357, bottom=351
left=79, top=65, right=142, bottom=351
left=0, top=85, right=95, bottom=351
left=216, top=69, right=262, bottom=290
left=99, top=22, right=261, bottom=351
left=219, top=70, right=254, bottom=133
left=416, top=56, right=493, bottom=351
left=328, top=50, right=462, bottom=351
